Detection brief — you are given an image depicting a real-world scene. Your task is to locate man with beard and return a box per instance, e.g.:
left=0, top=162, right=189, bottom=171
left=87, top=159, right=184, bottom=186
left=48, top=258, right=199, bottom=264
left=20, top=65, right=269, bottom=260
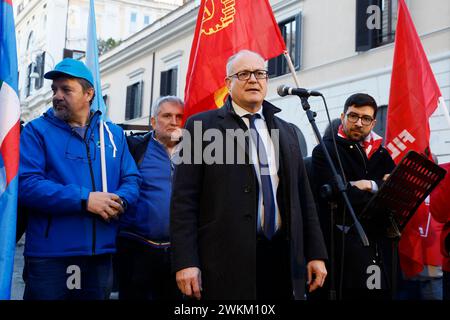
left=19, top=58, right=141, bottom=300
left=311, top=93, right=396, bottom=300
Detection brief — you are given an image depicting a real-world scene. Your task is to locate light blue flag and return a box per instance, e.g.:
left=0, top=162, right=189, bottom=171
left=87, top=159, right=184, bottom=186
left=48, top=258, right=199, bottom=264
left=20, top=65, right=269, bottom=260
left=85, top=0, right=107, bottom=119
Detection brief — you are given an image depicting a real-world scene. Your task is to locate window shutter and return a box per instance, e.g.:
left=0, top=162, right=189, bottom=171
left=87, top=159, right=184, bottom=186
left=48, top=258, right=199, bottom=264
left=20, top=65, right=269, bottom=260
left=170, top=68, right=177, bottom=96
left=26, top=63, right=32, bottom=97
left=34, top=52, right=45, bottom=89
left=355, top=0, right=377, bottom=52
left=135, top=81, right=143, bottom=118
left=125, top=85, right=133, bottom=120
left=160, top=70, right=169, bottom=96
left=295, top=14, right=302, bottom=70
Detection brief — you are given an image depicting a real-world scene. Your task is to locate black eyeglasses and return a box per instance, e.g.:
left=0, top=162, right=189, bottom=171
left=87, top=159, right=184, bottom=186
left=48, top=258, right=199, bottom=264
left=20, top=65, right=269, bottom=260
left=346, top=112, right=374, bottom=126
left=228, top=70, right=268, bottom=81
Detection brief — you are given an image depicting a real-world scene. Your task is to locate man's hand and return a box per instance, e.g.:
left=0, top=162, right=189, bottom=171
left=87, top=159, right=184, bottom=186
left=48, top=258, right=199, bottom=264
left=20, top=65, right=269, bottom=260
left=382, top=174, right=390, bottom=181
left=176, top=267, right=202, bottom=300
left=87, top=192, right=124, bottom=221
left=350, top=179, right=373, bottom=191
left=307, top=260, right=327, bottom=292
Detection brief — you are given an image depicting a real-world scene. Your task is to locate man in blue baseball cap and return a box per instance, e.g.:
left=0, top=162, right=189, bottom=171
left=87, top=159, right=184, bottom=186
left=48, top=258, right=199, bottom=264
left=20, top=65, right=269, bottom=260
left=18, top=58, right=141, bottom=300
left=43, top=58, right=95, bottom=123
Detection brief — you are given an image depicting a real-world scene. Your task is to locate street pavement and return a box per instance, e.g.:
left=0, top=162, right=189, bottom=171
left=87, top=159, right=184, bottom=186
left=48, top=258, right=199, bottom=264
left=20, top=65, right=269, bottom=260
left=11, top=235, right=25, bottom=300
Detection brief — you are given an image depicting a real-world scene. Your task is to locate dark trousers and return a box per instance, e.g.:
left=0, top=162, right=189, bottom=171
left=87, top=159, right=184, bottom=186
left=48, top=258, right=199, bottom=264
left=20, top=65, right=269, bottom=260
left=444, top=271, right=450, bottom=300
left=116, top=237, right=181, bottom=300
left=396, top=277, right=443, bottom=300
left=256, top=234, right=293, bottom=300
left=23, top=254, right=113, bottom=300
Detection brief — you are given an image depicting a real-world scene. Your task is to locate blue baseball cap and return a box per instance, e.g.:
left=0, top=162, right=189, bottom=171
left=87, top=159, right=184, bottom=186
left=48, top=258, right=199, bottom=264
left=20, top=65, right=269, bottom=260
left=44, top=58, right=94, bottom=87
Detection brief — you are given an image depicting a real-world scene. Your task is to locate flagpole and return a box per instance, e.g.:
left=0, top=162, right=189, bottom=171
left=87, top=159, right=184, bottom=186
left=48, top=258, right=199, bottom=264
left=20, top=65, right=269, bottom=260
left=283, top=51, right=301, bottom=87
left=99, top=120, right=107, bottom=192
left=86, top=0, right=108, bottom=192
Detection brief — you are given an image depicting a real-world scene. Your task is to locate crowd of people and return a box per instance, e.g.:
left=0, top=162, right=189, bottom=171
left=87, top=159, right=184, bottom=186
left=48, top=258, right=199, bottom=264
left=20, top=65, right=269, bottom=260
left=16, top=50, right=449, bottom=300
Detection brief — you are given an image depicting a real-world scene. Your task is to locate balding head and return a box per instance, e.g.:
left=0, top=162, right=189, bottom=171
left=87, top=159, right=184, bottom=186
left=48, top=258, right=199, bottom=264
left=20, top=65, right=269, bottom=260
left=224, top=50, right=268, bottom=113
left=226, top=50, right=265, bottom=76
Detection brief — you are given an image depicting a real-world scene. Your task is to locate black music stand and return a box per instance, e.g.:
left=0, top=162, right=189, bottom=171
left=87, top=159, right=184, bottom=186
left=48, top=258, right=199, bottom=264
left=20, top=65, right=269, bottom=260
left=359, top=151, right=447, bottom=298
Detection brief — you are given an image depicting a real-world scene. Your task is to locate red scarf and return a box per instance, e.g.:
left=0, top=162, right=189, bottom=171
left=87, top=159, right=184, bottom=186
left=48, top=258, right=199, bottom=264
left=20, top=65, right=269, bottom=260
left=338, top=124, right=383, bottom=160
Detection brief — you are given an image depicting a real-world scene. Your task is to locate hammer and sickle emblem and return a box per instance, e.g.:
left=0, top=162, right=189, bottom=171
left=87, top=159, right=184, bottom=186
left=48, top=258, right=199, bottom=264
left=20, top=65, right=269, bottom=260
left=203, top=0, right=215, bottom=23
left=201, top=0, right=236, bottom=36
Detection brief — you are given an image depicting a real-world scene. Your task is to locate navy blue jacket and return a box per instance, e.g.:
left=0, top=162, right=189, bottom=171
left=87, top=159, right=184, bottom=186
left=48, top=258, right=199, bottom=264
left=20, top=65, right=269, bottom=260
left=119, top=132, right=173, bottom=243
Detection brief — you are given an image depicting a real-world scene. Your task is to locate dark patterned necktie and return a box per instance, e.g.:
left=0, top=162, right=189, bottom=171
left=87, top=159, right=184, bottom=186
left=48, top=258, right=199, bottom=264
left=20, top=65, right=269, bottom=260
left=244, top=113, right=276, bottom=240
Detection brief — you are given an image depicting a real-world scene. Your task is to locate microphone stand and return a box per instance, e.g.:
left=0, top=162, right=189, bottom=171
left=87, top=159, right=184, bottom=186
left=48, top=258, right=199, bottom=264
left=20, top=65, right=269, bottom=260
left=300, top=96, right=369, bottom=246
left=300, top=96, right=369, bottom=301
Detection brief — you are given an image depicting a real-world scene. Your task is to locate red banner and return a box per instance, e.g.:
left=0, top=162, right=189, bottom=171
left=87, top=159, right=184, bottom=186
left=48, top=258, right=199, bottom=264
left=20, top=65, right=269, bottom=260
left=385, top=0, right=442, bottom=164
left=184, top=0, right=286, bottom=121
left=387, top=0, right=446, bottom=278
left=430, top=163, right=450, bottom=272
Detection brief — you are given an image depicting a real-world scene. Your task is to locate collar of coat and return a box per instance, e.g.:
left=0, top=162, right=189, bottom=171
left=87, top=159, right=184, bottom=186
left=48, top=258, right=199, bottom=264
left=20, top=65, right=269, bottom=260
left=44, top=107, right=102, bottom=141
left=218, top=96, right=282, bottom=124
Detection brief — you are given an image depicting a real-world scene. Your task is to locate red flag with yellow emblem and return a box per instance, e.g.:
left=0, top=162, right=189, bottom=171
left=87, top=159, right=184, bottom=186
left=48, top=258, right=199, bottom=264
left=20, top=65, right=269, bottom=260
left=184, top=0, right=286, bottom=120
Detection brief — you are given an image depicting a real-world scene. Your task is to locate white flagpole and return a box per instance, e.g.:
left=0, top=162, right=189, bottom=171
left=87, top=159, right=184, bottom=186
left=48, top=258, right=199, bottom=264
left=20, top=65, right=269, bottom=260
left=283, top=51, right=322, bottom=144
left=86, top=0, right=108, bottom=192
left=283, top=50, right=301, bottom=87
left=100, top=120, right=107, bottom=192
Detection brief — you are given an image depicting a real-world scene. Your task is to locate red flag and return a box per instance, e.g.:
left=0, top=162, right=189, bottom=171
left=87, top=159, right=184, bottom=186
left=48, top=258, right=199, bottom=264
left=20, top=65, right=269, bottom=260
left=430, top=163, right=450, bottom=272
left=184, top=0, right=286, bottom=120
left=398, top=200, right=444, bottom=278
left=386, top=0, right=447, bottom=278
left=385, top=0, right=444, bottom=163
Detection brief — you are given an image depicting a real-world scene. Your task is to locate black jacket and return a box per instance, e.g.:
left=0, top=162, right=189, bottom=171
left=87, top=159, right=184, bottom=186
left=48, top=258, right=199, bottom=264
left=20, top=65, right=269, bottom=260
left=170, top=97, right=328, bottom=300
left=126, top=132, right=152, bottom=166
left=311, top=132, right=396, bottom=293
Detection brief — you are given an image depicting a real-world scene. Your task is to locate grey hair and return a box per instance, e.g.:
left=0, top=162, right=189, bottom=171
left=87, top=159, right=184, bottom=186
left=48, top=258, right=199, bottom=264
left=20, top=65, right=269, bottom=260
left=151, top=95, right=184, bottom=118
left=226, top=50, right=265, bottom=76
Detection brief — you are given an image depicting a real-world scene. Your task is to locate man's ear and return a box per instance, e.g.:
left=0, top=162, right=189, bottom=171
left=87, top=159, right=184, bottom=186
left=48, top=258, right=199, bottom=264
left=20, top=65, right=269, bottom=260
left=150, top=116, right=156, bottom=129
left=86, top=87, right=95, bottom=102
left=225, top=77, right=232, bottom=91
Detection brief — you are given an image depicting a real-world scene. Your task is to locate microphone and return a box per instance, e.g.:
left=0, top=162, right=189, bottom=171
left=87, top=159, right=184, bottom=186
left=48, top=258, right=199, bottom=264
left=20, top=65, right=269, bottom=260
left=277, top=85, right=322, bottom=98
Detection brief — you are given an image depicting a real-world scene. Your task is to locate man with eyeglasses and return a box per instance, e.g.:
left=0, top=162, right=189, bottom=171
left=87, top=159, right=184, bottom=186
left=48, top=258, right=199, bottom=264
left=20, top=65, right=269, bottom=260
left=171, top=50, right=328, bottom=300
left=311, top=93, right=396, bottom=300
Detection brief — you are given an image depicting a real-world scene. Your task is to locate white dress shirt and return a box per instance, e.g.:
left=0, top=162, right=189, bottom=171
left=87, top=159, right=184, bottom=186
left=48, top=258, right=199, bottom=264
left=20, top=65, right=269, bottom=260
left=232, top=101, right=281, bottom=232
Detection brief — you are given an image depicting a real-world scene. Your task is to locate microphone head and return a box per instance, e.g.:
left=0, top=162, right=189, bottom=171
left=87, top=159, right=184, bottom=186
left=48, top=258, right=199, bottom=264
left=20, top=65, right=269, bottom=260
left=277, top=84, right=288, bottom=97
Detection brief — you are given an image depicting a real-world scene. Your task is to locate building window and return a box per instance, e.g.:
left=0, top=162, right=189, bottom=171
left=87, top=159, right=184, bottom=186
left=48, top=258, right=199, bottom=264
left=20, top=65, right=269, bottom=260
left=144, top=15, right=150, bottom=26
left=17, top=2, right=25, bottom=14
left=374, top=104, right=388, bottom=139
left=160, top=67, right=177, bottom=96
left=63, top=48, right=85, bottom=60
left=125, top=81, right=143, bottom=120
left=26, top=63, right=32, bottom=97
left=130, top=12, right=137, bottom=33
left=356, top=0, right=398, bottom=52
left=33, top=52, right=45, bottom=90
left=268, top=14, right=302, bottom=78
left=26, top=31, right=34, bottom=51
